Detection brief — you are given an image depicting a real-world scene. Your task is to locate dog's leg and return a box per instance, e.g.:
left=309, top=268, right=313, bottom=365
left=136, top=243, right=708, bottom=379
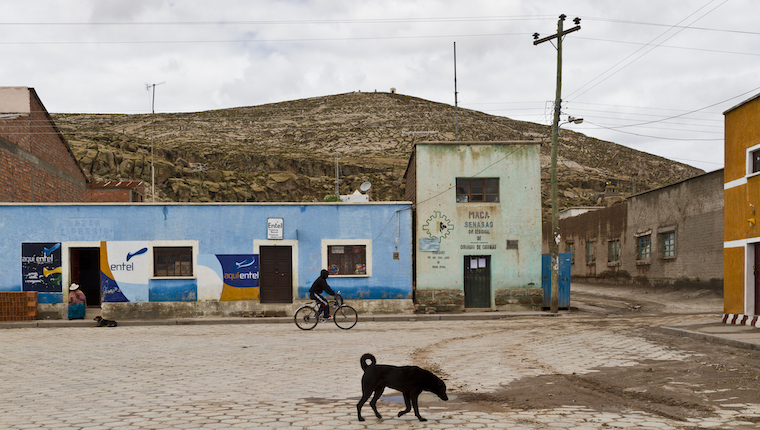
left=368, top=386, right=385, bottom=419
left=357, top=391, right=371, bottom=422
left=411, top=390, right=427, bottom=422
left=397, top=392, right=412, bottom=418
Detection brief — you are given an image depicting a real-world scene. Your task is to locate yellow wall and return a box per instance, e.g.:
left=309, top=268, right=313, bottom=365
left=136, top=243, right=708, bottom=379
left=725, top=97, right=760, bottom=183
left=723, top=247, right=745, bottom=314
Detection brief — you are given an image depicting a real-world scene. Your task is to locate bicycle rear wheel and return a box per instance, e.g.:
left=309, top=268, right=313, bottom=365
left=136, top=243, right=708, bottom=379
left=333, top=305, right=357, bottom=329
left=294, top=306, right=319, bottom=330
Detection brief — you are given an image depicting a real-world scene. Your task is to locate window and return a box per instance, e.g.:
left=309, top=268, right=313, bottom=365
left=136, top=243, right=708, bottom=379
left=637, top=235, right=652, bottom=260
left=154, top=247, right=193, bottom=277
left=608, top=239, right=621, bottom=262
left=753, top=149, right=760, bottom=174
left=456, top=178, right=499, bottom=203
left=586, top=241, right=595, bottom=263
left=327, top=245, right=367, bottom=275
left=661, top=232, right=676, bottom=258
left=566, top=243, right=575, bottom=264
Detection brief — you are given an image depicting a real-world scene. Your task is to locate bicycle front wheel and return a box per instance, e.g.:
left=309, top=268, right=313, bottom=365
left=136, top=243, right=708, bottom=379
left=333, top=305, right=358, bottom=329
left=294, top=306, right=319, bottom=330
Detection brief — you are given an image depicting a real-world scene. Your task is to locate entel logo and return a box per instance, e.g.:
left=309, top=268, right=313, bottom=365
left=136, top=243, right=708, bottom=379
left=224, top=271, right=259, bottom=280
left=110, top=262, right=134, bottom=271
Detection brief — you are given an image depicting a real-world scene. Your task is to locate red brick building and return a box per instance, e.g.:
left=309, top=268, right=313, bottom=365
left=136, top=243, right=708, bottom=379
left=0, top=87, right=88, bottom=202
left=86, top=180, right=145, bottom=202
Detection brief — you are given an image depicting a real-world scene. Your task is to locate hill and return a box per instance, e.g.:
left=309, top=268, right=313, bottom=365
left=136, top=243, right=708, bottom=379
left=51, top=91, right=703, bottom=219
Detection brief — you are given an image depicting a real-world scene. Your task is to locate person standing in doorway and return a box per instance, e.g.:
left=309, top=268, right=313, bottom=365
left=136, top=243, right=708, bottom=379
left=68, top=283, right=87, bottom=320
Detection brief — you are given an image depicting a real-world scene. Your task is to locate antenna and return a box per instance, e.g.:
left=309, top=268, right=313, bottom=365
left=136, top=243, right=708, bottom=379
left=146, top=82, right=166, bottom=114
left=454, top=42, right=459, bottom=142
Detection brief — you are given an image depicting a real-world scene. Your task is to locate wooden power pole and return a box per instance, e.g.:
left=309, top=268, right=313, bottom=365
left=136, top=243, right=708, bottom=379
left=533, top=15, right=580, bottom=313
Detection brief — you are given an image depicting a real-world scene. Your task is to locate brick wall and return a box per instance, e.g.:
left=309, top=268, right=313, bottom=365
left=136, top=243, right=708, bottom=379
left=0, top=88, right=87, bottom=202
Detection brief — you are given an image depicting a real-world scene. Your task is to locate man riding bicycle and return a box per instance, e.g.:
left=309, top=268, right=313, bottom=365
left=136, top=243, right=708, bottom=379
left=309, top=269, right=336, bottom=320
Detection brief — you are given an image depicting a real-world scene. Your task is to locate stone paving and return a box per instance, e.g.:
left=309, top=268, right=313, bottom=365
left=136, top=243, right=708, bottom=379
left=1, top=317, right=759, bottom=429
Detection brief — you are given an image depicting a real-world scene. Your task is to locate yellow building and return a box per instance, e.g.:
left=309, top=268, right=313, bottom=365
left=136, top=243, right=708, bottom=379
left=724, top=93, right=760, bottom=327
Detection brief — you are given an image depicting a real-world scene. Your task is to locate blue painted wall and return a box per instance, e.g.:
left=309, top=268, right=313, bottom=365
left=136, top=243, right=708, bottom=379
left=0, top=202, right=413, bottom=302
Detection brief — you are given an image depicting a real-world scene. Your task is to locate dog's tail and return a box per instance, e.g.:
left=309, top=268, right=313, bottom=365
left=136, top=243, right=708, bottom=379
left=360, top=353, right=376, bottom=371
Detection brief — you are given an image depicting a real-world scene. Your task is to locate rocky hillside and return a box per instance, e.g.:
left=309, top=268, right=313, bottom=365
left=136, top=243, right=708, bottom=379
left=52, top=92, right=703, bottom=219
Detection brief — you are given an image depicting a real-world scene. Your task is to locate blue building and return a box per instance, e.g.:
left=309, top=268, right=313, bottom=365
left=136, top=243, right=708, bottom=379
left=0, top=202, right=413, bottom=319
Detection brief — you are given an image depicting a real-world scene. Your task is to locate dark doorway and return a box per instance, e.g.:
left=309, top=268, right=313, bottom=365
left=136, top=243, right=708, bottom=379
left=70, top=247, right=101, bottom=307
left=464, top=255, right=491, bottom=308
left=259, top=246, right=293, bottom=303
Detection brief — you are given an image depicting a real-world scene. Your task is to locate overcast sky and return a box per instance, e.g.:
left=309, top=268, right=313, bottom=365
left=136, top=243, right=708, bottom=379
left=2, top=0, right=756, bottom=172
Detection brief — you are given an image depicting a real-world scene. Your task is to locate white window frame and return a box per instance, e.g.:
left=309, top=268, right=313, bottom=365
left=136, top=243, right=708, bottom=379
left=321, top=239, right=372, bottom=277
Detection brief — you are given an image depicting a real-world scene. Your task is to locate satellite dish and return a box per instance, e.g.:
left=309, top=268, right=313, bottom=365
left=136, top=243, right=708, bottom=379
left=360, top=182, right=371, bottom=192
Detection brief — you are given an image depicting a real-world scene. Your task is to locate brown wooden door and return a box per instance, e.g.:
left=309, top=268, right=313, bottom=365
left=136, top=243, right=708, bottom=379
left=259, top=246, right=293, bottom=303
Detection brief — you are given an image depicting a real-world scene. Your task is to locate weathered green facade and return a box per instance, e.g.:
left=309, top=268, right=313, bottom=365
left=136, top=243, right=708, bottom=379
left=405, top=141, right=543, bottom=311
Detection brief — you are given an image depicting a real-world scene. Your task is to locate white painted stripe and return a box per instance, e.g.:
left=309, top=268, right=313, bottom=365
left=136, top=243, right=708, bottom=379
left=724, top=239, right=746, bottom=248
left=724, top=177, right=747, bottom=190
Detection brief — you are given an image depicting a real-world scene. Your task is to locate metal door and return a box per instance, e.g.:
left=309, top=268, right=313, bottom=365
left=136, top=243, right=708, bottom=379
left=259, top=246, right=293, bottom=303
left=464, top=255, right=491, bottom=308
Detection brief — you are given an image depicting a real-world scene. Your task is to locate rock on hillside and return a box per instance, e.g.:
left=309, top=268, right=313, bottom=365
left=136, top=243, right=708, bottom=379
left=52, top=92, right=703, bottom=219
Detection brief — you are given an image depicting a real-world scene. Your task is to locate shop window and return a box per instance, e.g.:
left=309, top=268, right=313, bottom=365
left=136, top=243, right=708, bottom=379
left=637, top=235, right=652, bottom=260
left=608, top=239, right=621, bottom=262
left=327, top=244, right=367, bottom=276
left=154, top=247, right=193, bottom=277
left=456, top=178, right=499, bottom=203
left=661, top=231, right=676, bottom=258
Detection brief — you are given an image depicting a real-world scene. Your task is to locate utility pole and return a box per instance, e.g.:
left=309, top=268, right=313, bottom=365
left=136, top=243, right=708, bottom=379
left=454, top=42, right=459, bottom=142
left=533, top=15, right=580, bottom=314
left=146, top=82, right=165, bottom=202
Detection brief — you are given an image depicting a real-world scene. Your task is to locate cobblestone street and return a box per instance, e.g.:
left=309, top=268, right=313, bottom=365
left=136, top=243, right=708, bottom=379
left=2, top=287, right=759, bottom=430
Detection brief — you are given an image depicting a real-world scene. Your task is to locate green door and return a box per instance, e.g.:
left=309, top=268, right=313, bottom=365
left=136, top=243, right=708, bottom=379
left=464, top=255, right=491, bottom=308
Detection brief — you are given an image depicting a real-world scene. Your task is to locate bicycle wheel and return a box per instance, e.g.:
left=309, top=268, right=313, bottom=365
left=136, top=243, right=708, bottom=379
left=333, top=305, right=358, bottom=329
left=294, top=305, right=319, bottom=330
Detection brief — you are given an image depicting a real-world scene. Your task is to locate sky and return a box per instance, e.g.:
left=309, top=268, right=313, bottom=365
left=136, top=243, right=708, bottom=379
left=1, top=0, right=757, bottom=172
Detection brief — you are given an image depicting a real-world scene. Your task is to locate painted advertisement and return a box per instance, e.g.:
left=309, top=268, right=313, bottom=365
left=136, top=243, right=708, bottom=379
left=21, top=242, right=62, bottom=292
left=100, top=241, right=150, bottom=302
left=217, top=254, right=260, bottom=301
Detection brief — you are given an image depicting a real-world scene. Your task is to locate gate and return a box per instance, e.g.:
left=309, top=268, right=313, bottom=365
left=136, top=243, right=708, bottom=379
left=541, top=253, right=571, bottom=309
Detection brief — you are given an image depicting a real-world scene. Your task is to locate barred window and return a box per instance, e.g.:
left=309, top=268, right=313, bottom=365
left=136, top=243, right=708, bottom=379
left=456, top=178, right=499, bottom=203
left=585, top=241, right=595, bottom=263
left=154, top=247, right=193, bottom=277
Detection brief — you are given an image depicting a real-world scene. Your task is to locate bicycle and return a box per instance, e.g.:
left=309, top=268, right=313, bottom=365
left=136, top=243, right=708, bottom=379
left=294, top=292, right=358, bottom=330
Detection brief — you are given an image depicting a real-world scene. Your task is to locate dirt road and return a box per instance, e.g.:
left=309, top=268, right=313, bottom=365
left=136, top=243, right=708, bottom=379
left=450, top=282, right=760, bottom=426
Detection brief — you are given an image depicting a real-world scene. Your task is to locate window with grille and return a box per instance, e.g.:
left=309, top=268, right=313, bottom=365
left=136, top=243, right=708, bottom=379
left=566, top=243, right=575, bottom=264
left=456, top=178, right=499, bottom=203
left=327, top=245, right=367, bottom=275
left=608, top=239, right=620, bottom=262
left=661, top=232, right=676, bottom=258
left=153, top=247, right=193, bottom=277
left=637, top=235, right=652, bottom=260
left=753, top=149, right=760, bottom=174
left=585, top=241, right=595, bottom=263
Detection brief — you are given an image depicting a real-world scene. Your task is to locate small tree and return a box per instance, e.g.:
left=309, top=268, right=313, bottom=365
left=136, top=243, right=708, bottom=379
left=321, top=194, right=341, bottom=202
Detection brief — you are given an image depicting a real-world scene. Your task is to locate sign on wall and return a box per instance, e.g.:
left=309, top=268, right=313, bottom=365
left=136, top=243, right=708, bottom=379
left=267, top=218, right=284, bottom=240
left=22, top=242, right=62, bottom=292
left=216, top=255, right=259, bottom=287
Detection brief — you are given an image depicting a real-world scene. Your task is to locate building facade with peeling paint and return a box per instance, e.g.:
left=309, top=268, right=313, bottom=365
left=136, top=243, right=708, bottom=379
left=404, top=141, right=543, bottom=311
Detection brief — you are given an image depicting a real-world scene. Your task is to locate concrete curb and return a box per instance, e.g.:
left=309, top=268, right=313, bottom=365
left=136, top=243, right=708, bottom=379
left=0, top=311, right=560, bottom=329
left=660, top=325, right=760, bottom=351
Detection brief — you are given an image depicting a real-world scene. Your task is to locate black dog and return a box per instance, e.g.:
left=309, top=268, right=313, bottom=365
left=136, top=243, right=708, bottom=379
left=93, top=316, right=117, bottom=327
left=357, top=353, right=448, bottom=422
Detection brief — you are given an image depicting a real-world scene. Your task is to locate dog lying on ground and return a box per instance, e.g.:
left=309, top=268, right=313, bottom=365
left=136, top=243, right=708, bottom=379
left=93, top=316, right=117, bottom=327
left=357, top=353, right=448, bottom=422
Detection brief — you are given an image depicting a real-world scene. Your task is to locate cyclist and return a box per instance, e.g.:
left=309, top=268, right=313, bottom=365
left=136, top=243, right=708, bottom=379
left=309, top=269, right=336, bottom=320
